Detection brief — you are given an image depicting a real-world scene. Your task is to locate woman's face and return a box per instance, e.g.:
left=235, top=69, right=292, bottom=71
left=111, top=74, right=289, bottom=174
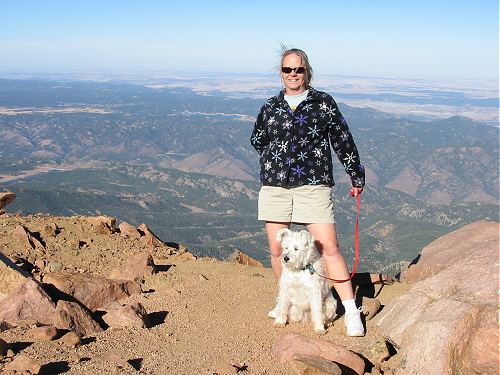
left=281, top=53, right=307, bottom=95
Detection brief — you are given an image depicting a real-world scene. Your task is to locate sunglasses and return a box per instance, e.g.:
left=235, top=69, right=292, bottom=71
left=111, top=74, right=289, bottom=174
left=281, top=66, right=306, bottom=74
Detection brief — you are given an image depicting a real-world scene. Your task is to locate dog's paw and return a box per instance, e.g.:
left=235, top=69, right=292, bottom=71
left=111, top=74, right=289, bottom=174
left=314, top=327, right=326, bottom=335
left=273, top=321, right=287, bottom=328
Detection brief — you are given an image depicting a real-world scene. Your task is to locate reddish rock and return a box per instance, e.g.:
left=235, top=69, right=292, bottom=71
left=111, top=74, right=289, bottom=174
left=0, top=252, right=31, bottom=301
left=12, top=224, right=45, bottom=253
left=177, top=250, right=197, bottom=261
left=226, top=250, right=263, bottom=267
left=401, top=220, right=498, bottom=284
left=215, top=364, right=239, bottom=374
left=376, top=221, right=499, bottom=375
left=118, top=221, right=141, bottom=239
left=53, top=300, right=103, bottom=336
left=105, top=353, right=136, bottom=371
left=100, top=302, right=150, bottom=328
left=272, top=333, right=365, bottom=375
left=27, top=325, right=58, bottom=341
left=137, top=223, right=163, bottom=247
left=0, top=320, right=13, bottom=332
left=86, top=215, right=116, bottom=232
left=362, top=297, right=382, bottom=321
left=0, top=278, right=56, bottom=325
left=3, top=354, right=42, bottom=374
left=291, top=354, right=342, bottom=375
left=58, top=331, right=81, bottom=347
left=109, top=252, right=156, bottom=281
left=43, top=272, right=141, bottom=312
left=0, top=191, right=15, bottom=210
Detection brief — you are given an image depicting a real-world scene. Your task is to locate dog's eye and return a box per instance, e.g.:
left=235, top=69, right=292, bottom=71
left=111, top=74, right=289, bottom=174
left=294, top=247, right=298, bottom=251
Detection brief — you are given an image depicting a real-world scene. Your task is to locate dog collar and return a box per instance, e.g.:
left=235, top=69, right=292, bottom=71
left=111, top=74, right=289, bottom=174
left=301, top=263, right=315, bottom=275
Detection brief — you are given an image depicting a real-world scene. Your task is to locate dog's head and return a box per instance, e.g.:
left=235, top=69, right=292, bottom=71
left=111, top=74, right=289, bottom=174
left=276, top=228, right=316, bottom=270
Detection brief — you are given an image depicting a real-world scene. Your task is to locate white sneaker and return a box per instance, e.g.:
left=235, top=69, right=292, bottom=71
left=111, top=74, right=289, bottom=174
left=344, top=306, right=365, bottom=337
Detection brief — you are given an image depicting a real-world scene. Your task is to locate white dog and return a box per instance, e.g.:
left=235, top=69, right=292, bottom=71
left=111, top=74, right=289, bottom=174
left=270, top=228, right=337, bottom=333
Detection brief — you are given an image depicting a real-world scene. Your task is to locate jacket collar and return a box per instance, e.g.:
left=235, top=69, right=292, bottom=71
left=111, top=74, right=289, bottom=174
left=277, top=86, right=321, bottom=103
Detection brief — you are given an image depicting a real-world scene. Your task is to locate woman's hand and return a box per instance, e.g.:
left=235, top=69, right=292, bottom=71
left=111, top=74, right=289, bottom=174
left=350, top=187, right=363, bottom=197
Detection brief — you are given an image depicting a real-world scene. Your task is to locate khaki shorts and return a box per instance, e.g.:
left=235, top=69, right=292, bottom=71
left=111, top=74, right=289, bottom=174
left=258, top=185, right=335, bottom=224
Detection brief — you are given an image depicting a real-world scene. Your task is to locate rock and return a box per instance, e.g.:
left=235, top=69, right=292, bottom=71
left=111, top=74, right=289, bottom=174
left=43, top=272, right=141, bottom=312
left=3, top=354, right=42, bottom=374
left=46, top=261, right=64, bottom=273
left=364, top=340, right=391, bottom=365
left=87, top=215, right=116, bottom=232
left=137, top=223, right=164, bottom=247
left=0, top=278, right=56, bottom=325
left=118, top=221, right=141, bottom=239
left=105, top=353, right=136, bottom=371
left=12, top=224, right=45, bottom=254
left=215, top=364, right=239, bottom=374
left=109, top=252, right=156, bottom=281
left=0, top=192, right=15, bottom=210
left=291, top=354, right=342, bottom=374
left=226, top=250, right=264, bottom=267
left=100, top=302, right=150, bottom=328
left=177, top=250, right=197, bottom=261
left=0, top=252, right=31, bottom=301
left=0, top=320, right=13, bottom=332
left=27, top=325, right=58, bottom=341
left=0, top=337, right=8, bottom=357
left=375, top=220, right=499, bottom=375
left=272, top=333, right=365, bottom=375
left=362, top=297, right=382, bottom=321
left=53, top=300, right=103, bottom=336
left=58, top=331, right=81, bottom=347
left=6, top=348, right=15, bottom=358
left=401, top=220, right=498, bottom=284
left=41, top=223, right=58, bottom=237
left=34, top=258, right=46, bottom=271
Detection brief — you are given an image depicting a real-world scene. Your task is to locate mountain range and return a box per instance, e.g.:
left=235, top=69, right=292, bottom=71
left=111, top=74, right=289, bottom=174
left=0, top=78, right=498, bottom=272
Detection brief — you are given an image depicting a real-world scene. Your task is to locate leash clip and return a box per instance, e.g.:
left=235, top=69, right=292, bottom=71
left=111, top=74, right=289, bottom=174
left=306, top=264, right=315, bottom=275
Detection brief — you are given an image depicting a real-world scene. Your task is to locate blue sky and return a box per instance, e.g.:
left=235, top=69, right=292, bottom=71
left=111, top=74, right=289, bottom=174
left=1, top=0, right=498, bottom=80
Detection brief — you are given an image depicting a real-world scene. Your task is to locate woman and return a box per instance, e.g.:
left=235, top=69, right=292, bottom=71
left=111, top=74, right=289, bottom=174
left=250, top=48, right=365, bottom=336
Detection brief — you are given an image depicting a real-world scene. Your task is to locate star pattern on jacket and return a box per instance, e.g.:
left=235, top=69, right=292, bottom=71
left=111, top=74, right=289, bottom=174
left=250, top=87, right=365, bottom=188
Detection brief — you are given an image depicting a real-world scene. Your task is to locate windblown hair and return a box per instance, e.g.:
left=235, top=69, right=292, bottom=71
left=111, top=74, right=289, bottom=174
left=278, top=45, right=313, bottom=87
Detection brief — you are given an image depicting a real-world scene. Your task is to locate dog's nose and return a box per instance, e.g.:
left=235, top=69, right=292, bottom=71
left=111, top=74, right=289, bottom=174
left=283, top=256, right=289, bottom=262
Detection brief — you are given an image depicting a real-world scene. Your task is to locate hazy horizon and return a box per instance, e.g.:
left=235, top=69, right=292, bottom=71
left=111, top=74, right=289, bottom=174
left=1, top=0, right=498, bottom=81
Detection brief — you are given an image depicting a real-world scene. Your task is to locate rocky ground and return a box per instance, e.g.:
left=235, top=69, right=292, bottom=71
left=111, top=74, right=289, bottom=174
left=0, top=211, right=409, bottom=375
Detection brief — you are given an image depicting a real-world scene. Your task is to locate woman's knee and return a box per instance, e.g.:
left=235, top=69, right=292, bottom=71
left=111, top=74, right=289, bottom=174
left=270, top=243, right=282, bottom=258
left=317, top=240, right=341, bottom=258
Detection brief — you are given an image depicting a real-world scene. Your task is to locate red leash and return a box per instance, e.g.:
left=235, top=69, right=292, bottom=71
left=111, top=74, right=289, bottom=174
left=315, top=194, right=361, bottom=283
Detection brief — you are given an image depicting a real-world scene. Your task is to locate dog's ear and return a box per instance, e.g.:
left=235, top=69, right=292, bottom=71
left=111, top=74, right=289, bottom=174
left=299, top=230, right=314, bottom=248
left=276, top=228, right=291, bottom=242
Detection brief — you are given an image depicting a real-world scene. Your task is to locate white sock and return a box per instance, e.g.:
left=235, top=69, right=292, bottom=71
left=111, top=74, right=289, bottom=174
left=342, top=299, right=358, bottom=313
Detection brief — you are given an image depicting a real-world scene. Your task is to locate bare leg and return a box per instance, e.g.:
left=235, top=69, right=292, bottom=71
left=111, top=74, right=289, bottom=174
left=307, top=223, right=355, bottom=301
left=265, top=221, right=289, bottom=281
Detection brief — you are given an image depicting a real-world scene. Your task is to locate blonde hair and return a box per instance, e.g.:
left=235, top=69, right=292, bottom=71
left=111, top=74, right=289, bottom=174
left=278, top=45, right=313, bottom=87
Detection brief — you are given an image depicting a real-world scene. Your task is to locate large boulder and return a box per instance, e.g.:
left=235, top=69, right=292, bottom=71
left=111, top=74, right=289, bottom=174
left=12, top=224, right=46, bottom=255
left=272, top=333, right=365, bottom=375
left=0, top=278, right=56, bottom=325
left=0, top=252, right=31, bottom=302
left=100, top=302, right=150, bottom=328
left=375, top=220, right=499, bottom=375
left=42, top=272, right=142, bottom=312
left=137, top=223, right=164, bottom=247
left=109, top=252, right=156, bottom=281
left=53, top=300, right=103, bottom=336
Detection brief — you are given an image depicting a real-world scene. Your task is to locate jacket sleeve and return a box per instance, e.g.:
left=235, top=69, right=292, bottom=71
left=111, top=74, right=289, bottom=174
left=327, top=99, right=365, bottom=188
left=250, top=105, right=270, bottom=155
